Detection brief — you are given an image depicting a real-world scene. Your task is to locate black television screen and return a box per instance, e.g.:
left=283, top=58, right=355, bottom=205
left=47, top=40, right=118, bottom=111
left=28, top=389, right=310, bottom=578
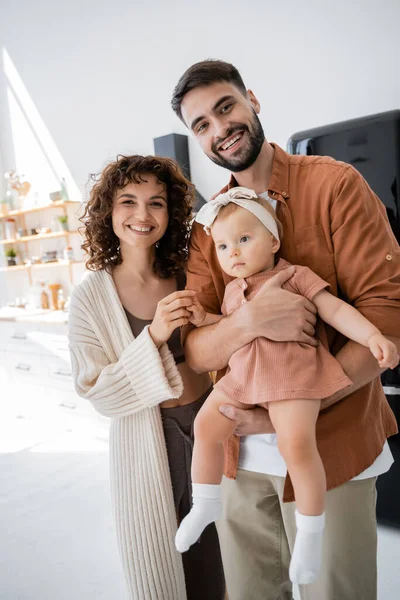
left=288, top=111, right=400, bottom=391
left=287, top=110, right=400, bottom=242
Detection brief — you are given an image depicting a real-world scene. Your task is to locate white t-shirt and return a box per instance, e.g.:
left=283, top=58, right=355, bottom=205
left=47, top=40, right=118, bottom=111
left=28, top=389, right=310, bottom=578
left=238, top=434, right=393, bottom=480
left=238, top=193, right=394, bottom=480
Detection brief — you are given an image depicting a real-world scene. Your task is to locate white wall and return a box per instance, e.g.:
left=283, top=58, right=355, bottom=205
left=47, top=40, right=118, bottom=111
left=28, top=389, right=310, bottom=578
left=0, top=0, right=399, bottom=204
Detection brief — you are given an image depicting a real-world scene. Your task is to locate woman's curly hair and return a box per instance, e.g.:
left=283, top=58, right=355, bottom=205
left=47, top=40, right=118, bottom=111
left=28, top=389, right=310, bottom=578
left=80, top=155, right=194, bottom=278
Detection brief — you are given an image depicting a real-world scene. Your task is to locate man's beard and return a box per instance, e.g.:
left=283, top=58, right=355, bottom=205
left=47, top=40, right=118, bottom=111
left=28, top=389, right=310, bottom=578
left=207, top=110, right=265, bottom=173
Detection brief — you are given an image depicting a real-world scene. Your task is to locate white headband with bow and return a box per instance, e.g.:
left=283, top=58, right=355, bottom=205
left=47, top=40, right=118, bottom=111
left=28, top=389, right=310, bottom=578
left=195, top=186, right=280, bottom=241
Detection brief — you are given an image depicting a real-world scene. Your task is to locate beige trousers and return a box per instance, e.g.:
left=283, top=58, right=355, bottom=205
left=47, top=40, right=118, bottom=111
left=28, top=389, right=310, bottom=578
left=217, top=470, right=377, bottom=600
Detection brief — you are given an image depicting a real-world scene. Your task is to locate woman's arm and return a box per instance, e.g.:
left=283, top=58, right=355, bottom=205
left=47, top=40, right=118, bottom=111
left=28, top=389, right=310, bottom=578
left=68, top=297, right=183, bottom=418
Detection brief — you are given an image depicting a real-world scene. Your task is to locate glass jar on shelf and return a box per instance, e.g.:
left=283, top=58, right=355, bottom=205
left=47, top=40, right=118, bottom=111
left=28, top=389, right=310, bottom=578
left=48, top=283, right=61, bottom=310
left=4, top=218, right=17, bottom=240
left=40, top=283, right=50, bottom=310
left=57, top=287, right=66, bottom=311
left=63, top=246, right=74, bottom=261
left=4, top=180, right=18, bottom=211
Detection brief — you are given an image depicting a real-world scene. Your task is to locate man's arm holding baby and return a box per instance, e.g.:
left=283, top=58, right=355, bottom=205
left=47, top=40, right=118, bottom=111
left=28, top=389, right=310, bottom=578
left=183, top=226, right=318, bottom=436
left=223, top=167, right=400, bottom=433
left=187, top=167, right=400, bottom=434
left=219, top=333, right=400, bottom=437
left=184, top=264, right=318, bottom=373
left=313, top=289, right=399, bottom=409
left=318, top=166, right=400, bottom=408
left=319, top=336, right=400, bottom=410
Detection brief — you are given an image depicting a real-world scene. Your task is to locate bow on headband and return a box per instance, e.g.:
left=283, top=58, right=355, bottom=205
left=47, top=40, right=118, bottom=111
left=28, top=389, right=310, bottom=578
left=195, top=186, right=280, bottom=241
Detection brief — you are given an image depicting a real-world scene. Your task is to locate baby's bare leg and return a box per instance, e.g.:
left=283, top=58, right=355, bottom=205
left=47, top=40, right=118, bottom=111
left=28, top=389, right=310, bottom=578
left=175, top=390, right=252, bottom=554
left=192, top=389, right=252, bottom=484
left=268, top=399, right=325, bottom=585
left=268, top=399, right=325, bottom=515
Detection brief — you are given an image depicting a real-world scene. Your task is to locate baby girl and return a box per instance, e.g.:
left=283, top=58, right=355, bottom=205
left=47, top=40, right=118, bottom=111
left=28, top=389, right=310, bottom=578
left=175, top=187, right=398, bottom=585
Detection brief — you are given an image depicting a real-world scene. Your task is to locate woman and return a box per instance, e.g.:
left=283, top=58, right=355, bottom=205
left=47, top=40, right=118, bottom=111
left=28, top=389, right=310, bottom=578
left=68, top=155, right=224, bottom=600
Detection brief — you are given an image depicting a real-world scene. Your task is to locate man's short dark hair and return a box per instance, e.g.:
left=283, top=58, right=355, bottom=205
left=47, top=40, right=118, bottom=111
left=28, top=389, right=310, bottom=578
left=171, top=59, right=247, bottom=122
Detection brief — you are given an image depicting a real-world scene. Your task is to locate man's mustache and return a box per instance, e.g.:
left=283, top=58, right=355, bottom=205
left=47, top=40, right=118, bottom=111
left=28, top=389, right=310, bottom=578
left=212, top=125, right=249, bottom=154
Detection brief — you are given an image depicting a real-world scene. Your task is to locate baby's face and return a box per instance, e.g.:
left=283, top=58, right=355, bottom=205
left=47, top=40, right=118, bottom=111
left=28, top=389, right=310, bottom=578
left=211, top=207, right=279, bottom=278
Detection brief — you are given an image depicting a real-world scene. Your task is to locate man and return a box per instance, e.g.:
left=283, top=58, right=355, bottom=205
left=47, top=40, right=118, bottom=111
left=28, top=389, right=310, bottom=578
left=171, top=60, right=400, bottom=600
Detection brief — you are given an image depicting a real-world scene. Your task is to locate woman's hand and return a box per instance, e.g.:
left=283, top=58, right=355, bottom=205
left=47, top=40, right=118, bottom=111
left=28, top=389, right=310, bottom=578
left=149, top=290, right=195, bottom=348
left=368, top=333, right=399, bottom=369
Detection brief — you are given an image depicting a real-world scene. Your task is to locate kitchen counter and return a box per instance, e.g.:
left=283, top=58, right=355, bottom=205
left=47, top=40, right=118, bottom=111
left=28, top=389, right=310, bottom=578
left=0, top=307, right=68, bottom=324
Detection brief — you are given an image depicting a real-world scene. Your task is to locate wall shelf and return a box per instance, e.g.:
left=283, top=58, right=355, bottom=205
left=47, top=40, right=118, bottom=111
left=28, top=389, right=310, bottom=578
left=0, top=230, right=80, bottom=245
left=0, top=260, right=84, bottom=273
left=31, top=259, right=84, bottom=270
left=0, top=200, right=80, bottom=220
left=0, top=200, right=84, bottom=286
left=0, top=264, right=27, bottom=272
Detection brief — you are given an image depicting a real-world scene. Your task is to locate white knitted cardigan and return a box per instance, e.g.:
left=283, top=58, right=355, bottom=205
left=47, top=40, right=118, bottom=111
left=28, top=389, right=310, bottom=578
left=68, top=268, right=187, bottom=600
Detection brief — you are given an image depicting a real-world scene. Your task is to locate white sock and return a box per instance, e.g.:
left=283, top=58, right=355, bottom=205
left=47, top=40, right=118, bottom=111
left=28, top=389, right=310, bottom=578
left=289, top=510, right=325, bottom=585
left=175, top=483, right=222, bottom=553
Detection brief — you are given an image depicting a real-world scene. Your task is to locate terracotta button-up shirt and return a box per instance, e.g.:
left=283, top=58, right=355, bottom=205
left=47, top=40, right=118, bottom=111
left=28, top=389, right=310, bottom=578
left=186, top=143, right=400, bottom=502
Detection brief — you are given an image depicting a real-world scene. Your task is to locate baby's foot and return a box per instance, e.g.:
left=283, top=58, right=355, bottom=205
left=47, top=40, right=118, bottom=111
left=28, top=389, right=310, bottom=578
left=175, top=483, right=222, bottom=553
left=289, top=511, right=325, bottom=585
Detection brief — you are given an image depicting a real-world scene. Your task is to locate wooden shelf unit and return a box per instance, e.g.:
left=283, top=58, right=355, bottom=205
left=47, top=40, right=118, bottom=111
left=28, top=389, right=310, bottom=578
left=0, top=200, right=83, bottom=285
left=0, top=260, right=84, bottom=273
left=0, top=264, right=27, bottom=272
left=0, top=230, right=80, bottom=245
left=0, top=200, right=80, bottom=220
left=0, top=260, right=85, bottom=287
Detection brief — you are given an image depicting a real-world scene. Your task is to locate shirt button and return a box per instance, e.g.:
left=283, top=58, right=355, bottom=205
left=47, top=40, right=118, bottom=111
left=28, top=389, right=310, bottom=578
left=386, top=254, right=392, bottom=261
left=282, top=191, right=287, bottom=197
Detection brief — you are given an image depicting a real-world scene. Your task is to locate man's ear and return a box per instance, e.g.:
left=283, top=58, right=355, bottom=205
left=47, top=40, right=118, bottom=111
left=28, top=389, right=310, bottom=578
left=247, top=89, right=260, bottom=114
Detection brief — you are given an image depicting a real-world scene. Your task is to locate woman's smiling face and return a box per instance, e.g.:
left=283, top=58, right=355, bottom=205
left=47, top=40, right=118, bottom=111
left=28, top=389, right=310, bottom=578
left=112, top=174, right=169, bottom=250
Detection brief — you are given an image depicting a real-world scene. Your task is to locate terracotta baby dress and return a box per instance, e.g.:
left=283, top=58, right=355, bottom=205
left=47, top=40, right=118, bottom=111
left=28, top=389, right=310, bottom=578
left=215, top=259, right=352, bottom=404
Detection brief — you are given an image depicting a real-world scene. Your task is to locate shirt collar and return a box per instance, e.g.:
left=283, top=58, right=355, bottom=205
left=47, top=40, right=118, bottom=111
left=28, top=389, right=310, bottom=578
left=221, top=143, right=290, bottom=201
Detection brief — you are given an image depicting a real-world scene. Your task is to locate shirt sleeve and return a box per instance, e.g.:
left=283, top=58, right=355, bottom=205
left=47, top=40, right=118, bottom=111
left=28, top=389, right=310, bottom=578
left=185, top=221, right=221, bottom=314
left=182, top=221, right=223, bottom=345
left=289, top=265, right=330, bottom=301
left=330, top=164, right=400, bottom=337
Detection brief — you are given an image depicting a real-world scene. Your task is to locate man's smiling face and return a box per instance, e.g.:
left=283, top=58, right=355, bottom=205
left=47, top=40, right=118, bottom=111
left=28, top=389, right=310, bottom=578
left=181, top=81, right=265, bottom=172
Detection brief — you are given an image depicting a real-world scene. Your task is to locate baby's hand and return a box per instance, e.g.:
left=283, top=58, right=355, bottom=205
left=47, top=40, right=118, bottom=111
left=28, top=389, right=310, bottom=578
left=368, top=334, right=399, bottom=369
left=187, top=294, right=207, bottom=327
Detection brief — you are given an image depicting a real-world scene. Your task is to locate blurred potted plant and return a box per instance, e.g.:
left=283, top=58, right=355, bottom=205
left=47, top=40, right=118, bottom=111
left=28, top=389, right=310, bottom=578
left=57, top=215, right=69, bottom=231
left=5, top=247, right=17, bottom=266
